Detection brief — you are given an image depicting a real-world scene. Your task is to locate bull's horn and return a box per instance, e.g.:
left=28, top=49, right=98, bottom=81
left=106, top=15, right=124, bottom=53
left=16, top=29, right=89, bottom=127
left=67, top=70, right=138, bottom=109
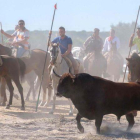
left=53, top=68, right=61, bottom=78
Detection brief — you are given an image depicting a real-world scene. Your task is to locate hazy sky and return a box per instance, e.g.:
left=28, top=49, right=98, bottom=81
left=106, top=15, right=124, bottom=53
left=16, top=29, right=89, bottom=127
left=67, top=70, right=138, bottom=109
left=0, top=0, right=140, bottom=31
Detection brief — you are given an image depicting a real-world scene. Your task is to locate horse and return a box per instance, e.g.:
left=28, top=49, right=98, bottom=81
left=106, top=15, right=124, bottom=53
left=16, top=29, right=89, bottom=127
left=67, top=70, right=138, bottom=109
left=49, top=43, right=84, bottom=115
left=126, top=52, right=140, bottom=82
left=0, top=55, right=26, bottom=110
left=0, top=44, right=51, bottom=107
left=104, top=42, right=123, bottom=82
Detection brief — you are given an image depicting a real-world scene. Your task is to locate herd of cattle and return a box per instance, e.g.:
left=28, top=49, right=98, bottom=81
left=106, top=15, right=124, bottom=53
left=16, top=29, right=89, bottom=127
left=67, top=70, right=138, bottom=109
left=0, top=43, right=140, bottom=134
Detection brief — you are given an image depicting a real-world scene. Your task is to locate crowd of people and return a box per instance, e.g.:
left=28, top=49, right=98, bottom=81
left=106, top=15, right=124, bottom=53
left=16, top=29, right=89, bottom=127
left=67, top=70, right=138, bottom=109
left=1, top=20, right=140, bottom=76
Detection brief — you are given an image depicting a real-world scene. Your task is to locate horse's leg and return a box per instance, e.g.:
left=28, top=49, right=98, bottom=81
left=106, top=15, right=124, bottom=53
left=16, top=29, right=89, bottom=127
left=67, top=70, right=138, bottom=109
left=32, top=84, right=35, bottom=101
left=49, top=83, right=57, bottom=114
left=34, top=77, right=40, bottom=98
left=0, top=78, right=7, bottom=106
left=44, top=86, right=52, bottom=107
left=13, top=78, right=25, bottom=110
left=68, top=99, right=73, bottom=116
left=25, top=86, right=32, bottom=101
left=39, top=82, right=47, bottom=106
left=5, top=77, right=14, bottom=109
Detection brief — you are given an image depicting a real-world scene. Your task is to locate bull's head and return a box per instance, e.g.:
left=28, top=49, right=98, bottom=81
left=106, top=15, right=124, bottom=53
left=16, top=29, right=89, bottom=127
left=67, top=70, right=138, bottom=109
left=53, top=69, right=75, bottom=98
left=126, top=57, right=140, bottom=82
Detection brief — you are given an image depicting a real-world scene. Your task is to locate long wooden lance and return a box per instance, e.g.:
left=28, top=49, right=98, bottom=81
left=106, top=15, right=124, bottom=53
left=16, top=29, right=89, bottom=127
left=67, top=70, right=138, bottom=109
left=123, top=5, right=140, bottom=82
left=0, top=22, right=4, bottom=45
left=36, top=4, right=57, bottom=112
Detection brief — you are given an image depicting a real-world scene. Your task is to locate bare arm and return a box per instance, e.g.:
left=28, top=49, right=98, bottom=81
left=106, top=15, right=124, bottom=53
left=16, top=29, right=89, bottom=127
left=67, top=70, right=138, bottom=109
left=1, top=29, right=14, bottom=38
left=129, top=34, right=135, bottom=47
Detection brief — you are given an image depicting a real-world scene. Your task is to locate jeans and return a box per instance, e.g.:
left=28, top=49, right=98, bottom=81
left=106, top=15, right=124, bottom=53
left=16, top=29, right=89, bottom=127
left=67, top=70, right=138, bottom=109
left=17, top=47, right=26, bottom=58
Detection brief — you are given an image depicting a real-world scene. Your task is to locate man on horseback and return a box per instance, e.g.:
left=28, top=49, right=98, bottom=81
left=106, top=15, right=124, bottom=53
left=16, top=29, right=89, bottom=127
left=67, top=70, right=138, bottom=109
left=103, top=29, right=120, bottom=53
left=83, top=28, right=109, bottom=77
left=1, top=20, right=30, bottom=57
left=129, top=27, right=140, bottom=52
left=51, top=26, right=78, bottom=74
left=103, top=29, right=123, bottom=70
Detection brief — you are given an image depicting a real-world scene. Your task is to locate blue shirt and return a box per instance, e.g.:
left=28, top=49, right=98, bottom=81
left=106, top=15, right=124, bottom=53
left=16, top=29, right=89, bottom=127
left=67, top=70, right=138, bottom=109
left=52, top=35, right=72, bottom=54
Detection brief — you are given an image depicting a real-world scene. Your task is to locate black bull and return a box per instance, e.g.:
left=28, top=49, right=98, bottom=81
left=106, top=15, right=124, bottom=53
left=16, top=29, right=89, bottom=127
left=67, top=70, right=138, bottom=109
left=56, top=73, right=140, bottom=134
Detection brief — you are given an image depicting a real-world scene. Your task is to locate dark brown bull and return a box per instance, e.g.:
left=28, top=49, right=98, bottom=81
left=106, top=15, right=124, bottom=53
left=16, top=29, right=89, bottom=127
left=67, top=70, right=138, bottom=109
left=56, top=72, right=140, bottom=134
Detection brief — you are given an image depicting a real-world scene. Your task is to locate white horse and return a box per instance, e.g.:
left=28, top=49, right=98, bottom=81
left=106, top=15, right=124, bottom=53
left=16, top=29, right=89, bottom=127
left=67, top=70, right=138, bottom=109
left=48, top=43, right=84, bottom=115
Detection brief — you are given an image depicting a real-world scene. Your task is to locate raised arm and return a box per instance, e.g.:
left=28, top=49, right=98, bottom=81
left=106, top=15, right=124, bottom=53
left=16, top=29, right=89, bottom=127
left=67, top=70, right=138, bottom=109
left=1, top=29, right=14, bottom=38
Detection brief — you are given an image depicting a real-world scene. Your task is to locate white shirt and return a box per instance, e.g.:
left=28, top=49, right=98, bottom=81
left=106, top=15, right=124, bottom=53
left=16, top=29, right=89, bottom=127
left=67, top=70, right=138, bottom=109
left=103, top=36, right=120, bottom=52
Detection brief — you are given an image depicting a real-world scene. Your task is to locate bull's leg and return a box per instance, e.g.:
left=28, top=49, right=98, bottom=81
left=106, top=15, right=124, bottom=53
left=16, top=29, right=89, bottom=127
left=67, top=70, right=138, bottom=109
left=69, top=99, right=73, bottom=116
left=13, top=78, right=25, bottom=110
left=95, top=114, right=103, bottom=134
left=126, top=113, right=135, bottom=131
left=5, top=77, right=14, bottom=109
left=76, top=113, right=84, bottom=133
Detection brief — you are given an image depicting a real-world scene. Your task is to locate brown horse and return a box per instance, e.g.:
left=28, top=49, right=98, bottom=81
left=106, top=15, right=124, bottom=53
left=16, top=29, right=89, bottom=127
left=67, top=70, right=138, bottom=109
left=104, top=42, right=123, bottom=82
left=0, top=44, right=51, bottom=107
left=83, top=52, right=106, bottom=77
left=0, top=55, right=26, bottom=110
left=126, top=52, right=140, bottom=82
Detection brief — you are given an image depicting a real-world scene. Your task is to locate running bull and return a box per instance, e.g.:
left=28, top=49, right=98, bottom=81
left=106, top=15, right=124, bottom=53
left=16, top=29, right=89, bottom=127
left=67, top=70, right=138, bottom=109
left=54, top=71, right=140, bottom=134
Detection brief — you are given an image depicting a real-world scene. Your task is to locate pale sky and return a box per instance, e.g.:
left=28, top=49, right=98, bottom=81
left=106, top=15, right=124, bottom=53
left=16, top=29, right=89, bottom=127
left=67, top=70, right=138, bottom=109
left=0, top=0, right=140, bottom=31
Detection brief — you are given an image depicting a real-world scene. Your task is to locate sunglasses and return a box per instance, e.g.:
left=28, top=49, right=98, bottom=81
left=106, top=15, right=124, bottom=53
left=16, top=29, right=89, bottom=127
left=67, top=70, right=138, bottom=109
left=19, top=23, right=24, bottom=25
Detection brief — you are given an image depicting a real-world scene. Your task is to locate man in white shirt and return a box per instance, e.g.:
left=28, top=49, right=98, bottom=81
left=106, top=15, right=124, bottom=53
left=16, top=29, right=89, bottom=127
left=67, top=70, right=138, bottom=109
left=103, top=29, right=120, bottom=53
left=103, top=29, right=123, bottom=73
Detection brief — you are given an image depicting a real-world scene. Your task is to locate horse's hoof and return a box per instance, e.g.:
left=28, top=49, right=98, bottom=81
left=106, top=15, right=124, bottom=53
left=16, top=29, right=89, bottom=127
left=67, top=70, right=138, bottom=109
left=21, top=106, right=25, bottom=110
left=39, top=101, right=44, bottom=107
left=25, top=98, right=29, bottom=101
left=78, top=127, right=84, bottom=133
left=14, top=94, right=19, bottom=100
left=43, top=102, right=48, bottom=107
left=49, top=111, right=54, bottom=114
left=5, top=105, right=10, bottom=109
left=1, top=102, right=6, bottom=106
left=69, top=112, right=73, bottom=116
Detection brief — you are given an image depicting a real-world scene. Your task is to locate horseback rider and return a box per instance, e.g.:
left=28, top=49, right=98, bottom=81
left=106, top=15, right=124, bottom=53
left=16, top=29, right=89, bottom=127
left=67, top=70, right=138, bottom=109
left=84, top=28, right=103, bottom=53
left=1, top=20, right=30, bottom=57
left=129, top=26, right=140, bottom=52
left=83, top=28, right=110, bottom=77
left=103, top=29, right=123, bottom=67
left=103, top=29, right=120, bottom=53
left=51, top=26, right=79, bottom=74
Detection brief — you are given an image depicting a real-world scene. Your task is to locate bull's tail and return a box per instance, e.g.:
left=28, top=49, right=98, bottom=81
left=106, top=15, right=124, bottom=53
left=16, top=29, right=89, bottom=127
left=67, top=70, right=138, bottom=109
left=17, top=58, right=26, bottom=80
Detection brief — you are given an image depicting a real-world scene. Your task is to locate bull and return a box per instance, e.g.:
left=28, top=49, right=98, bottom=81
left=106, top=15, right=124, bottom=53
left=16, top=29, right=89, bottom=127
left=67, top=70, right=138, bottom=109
left=55, top=71, right=140, bottom=134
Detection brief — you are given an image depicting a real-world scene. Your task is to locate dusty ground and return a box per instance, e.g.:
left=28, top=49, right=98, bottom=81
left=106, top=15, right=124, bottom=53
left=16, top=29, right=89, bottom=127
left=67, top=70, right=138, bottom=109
left=1, top=77, right=140, bottom=140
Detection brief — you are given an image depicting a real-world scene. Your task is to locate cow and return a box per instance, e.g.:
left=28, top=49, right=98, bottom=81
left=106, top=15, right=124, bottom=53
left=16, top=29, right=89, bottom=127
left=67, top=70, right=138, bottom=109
left=55, top=71, right=140, bottom=134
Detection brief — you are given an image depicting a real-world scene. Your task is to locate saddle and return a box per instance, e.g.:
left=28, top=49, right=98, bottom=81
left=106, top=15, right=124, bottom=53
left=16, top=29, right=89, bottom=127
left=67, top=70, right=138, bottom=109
left=63, top=56, right=80, bottom=73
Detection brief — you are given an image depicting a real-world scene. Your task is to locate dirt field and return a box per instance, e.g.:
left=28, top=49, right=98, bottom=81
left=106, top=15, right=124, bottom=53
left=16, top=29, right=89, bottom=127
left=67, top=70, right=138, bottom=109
left=1, top=78, right=140, bottom=140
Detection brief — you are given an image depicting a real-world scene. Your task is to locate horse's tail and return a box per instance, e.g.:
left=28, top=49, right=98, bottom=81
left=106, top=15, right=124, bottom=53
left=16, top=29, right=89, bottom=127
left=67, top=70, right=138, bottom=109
left=17, top=58, right=26, bottom=80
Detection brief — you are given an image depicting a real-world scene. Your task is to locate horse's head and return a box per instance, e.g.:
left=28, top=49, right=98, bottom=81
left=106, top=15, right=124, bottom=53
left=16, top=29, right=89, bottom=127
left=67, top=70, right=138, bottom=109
left=126, top=53, right=140, bottom=82
left=49, top=43, right=60, bottom=65
left=0, top=44, right=12, bottom=56
left=110, top=41, right=117, bottom=52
